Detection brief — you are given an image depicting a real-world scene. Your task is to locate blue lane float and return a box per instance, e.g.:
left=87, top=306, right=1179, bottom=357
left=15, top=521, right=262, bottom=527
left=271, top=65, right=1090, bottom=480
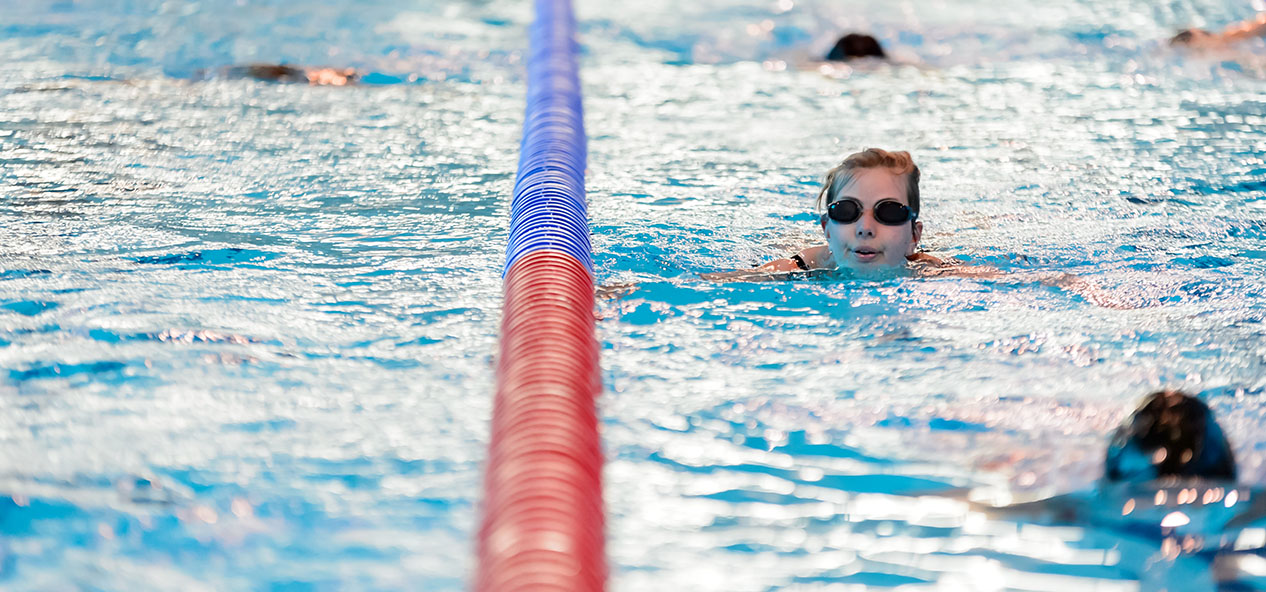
left=502, top=0, right=591, bottom=275
left=477, top=0, right=605, bottom=590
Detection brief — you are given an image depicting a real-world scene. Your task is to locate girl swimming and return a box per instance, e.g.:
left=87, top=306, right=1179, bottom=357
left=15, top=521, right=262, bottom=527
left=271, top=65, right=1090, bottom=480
left=691, top=147, right=1131, bottom=307
left=702, top=148, right=950, bottom=281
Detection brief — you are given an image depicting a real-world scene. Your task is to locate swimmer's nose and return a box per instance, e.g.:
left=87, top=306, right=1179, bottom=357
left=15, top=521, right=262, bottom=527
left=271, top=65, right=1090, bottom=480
left=855, top=213, right=877, bottom=237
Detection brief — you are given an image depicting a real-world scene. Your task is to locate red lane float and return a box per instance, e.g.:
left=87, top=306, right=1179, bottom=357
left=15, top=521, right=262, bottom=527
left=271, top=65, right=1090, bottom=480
left=477, top=250, right=603, bottom=592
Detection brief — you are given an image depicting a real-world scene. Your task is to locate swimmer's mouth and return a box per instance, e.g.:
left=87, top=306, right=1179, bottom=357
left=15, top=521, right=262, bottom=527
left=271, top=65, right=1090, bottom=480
left=852, top=247, right=880, bottom=260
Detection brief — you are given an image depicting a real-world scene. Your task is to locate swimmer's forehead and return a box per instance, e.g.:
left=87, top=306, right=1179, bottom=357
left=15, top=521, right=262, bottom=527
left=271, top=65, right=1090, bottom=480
left=832, top=168, right=910, bottom=203
left=835, top=193, right=906, bottom=201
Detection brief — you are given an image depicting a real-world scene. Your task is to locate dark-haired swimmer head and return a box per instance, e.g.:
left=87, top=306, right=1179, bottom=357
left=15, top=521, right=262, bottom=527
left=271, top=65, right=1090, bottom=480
left=1169, top=28, right=1215, bottom=46
left=1104, top=390, right=1236, bottom=483
left=825, top=32, right=886, bottom=61
left=971, top=391, right=1249, bottom=553
left=826, top=33, right=886, bottom=61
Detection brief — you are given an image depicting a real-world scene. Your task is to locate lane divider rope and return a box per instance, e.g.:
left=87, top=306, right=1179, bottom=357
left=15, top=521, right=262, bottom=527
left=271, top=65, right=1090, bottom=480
left=477, top=0, right=604, bottom=590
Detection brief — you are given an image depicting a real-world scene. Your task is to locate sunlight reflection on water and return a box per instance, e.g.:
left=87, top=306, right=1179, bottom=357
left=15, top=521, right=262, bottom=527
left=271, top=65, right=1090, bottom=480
left=1, top=0, right=1265, bottom=589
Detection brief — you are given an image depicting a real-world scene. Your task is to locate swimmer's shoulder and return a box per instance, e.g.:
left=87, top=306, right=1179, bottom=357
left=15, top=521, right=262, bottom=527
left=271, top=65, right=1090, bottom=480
left=907, top=252, right=945, bottom=266
left=794, top=245, right=832, bottom=269
left=700, top=245, right=831, bottom=282
left=751, top=245, right=830, bottom=273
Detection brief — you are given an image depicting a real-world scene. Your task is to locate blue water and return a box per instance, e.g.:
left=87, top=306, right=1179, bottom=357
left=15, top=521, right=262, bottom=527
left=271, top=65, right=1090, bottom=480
left=2, top=0, right=1266, bottom=590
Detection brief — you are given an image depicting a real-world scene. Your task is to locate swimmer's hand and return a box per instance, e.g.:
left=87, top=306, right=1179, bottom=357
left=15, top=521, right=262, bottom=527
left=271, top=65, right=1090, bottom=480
left=596, top=281, right=639, bottom=299
left=1220, top=12, right=1266, bottom=43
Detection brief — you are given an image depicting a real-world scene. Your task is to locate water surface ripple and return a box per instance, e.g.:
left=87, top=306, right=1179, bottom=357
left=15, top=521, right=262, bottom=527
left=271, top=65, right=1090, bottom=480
left=2, top=0, right=1265, bottom=590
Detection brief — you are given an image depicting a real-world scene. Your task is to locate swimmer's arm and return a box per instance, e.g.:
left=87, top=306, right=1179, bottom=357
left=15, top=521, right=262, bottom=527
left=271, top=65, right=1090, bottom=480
left=971, top=493, right=1086, bottom=524
left=909, top=253, right=1005, bottom=279
left=753, top=245, right=830, bottom=272
left=1219, top=12, right=1266, bottom=43
left=699, top=245, right=830, bottom=282
left=1038, top=272, right=1134, bottom=310
left=602, top=245, right=822, bottom=294
left=596, top=281, right=640, bottom=299
left=916, top=262, right=1133, bottom=309
left=1225, top=489, right=1266, bottom=530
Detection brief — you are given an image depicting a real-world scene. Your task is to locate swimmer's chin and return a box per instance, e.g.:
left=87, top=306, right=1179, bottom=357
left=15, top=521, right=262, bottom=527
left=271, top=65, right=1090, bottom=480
left=828, top=261, right=913, bottom=280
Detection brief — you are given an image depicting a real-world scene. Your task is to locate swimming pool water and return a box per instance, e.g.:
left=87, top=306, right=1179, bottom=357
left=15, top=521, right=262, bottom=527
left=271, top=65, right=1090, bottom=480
left=2, top=0, right=1265, bottom=590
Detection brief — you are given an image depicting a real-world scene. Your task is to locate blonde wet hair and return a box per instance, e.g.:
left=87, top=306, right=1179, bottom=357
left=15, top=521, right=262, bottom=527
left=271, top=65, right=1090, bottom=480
left=816, top=148, right=921, bottom=214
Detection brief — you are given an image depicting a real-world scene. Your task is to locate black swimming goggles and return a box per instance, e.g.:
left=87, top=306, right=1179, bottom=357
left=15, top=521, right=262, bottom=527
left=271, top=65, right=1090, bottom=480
left=825, top=198, right=917, bottom=226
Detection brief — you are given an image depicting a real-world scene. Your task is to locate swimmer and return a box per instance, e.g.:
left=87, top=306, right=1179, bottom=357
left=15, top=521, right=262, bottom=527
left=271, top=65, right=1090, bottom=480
left=976, top=391, right=1244, bottom=516
left=1104, top=390, right=1236, bottom=483
left=701, top=148, right=960, bottom=281
left=696, top=148, right=1135, bottom=309
left=971, top=390, right=1265, bottom=582
left=203, top=63, right=359, bottom=86
left=1170, top=12, right=1266, bottom=48
left=826, top=33, right=886, bottom=61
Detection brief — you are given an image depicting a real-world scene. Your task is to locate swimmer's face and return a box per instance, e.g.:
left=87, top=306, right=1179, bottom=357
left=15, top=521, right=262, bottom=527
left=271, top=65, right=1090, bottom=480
left=820, top=168, right=922, bottom=273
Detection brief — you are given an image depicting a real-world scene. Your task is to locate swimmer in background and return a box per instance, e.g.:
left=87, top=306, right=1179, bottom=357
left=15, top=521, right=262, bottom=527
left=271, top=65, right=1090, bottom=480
left=826, top=33, right=886, bottom=61
left=812, top=32, right=894, bottom=77
left=1170, top=12, right=1266, bottom=48
left=199, top=63, right=359, bottom=86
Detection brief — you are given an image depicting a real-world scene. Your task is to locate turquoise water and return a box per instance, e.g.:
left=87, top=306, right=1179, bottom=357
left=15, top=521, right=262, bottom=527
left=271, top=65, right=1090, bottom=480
left=2, top=0, right=1266, bottom=590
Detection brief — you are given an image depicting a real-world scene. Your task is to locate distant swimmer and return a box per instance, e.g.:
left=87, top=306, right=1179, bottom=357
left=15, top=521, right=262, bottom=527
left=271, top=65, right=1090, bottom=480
left=203, top=63, right=359, bottom=86
left=1170, top=12, right=1266, bottom=48
left=825, top=33, right=886, bottom=61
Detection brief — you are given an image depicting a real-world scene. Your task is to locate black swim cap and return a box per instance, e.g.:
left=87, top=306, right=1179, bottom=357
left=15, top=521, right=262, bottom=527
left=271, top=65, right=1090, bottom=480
left=232, top=64, right=308, bottom=83
left=1170, top=28, right=1212, bottom=46
left=1104, top=391, right=1236, bottom=482
left=826, top=33, right=886, bottom=61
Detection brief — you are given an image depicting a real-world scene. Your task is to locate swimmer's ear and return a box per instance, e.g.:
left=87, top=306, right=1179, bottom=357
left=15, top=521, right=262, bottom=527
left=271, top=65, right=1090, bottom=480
left=908, top=221, right=923, bottom=255
left=820, top=213, right=829, bottom=232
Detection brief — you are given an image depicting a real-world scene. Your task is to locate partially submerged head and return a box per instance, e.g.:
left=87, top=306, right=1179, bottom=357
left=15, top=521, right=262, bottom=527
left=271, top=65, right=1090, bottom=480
left=237, top=64, right=309, bottom=83
left=231, top=64, right=358, bottom=86
left=1169, top=28, right=1215, bottom=47
left=826, top=33, right=886, bottom=61
left=817, top=148, right=922, bottom=273
left=1104, top=390, right=1236, bottom=483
